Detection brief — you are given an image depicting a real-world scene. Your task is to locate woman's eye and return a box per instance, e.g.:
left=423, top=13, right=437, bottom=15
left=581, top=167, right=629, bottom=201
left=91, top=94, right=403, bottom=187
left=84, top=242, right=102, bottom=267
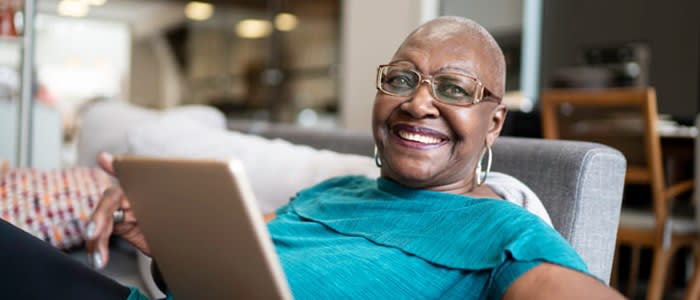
left=388, top=75, right=414, bottom=88
left=439, top=84, right=469, bottom=98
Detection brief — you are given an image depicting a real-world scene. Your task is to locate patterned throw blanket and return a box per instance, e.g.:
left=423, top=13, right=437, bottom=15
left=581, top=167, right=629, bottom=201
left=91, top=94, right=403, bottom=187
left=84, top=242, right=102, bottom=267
left=0, top=167, right=111, bottom=249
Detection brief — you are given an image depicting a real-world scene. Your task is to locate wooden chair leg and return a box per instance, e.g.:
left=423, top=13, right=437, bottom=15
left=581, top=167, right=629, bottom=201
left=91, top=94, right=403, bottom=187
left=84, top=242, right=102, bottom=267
left=627, top=245, right=641, bottom=298
left=684, top=245, right=700, bottom=300
left=647, top=247, right=674, bottom=300
left=612, top=244, right=620, bottom=290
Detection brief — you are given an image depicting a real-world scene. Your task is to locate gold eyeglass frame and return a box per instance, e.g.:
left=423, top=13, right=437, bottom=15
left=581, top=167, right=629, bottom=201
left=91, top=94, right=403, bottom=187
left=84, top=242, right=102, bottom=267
left=375, top=64, right=502, bottom=106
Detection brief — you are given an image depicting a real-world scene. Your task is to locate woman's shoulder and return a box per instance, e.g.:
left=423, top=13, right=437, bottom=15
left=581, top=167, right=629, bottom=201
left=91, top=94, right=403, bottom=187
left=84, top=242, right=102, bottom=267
left=486, top=172, right=552, bottom=226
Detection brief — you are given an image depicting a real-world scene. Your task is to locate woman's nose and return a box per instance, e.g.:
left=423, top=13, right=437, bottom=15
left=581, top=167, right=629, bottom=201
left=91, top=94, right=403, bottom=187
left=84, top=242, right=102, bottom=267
left=400, top=82, right=440, bottom=118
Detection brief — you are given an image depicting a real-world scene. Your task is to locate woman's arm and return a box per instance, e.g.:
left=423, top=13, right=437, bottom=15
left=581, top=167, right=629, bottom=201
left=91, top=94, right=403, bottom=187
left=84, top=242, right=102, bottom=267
left=503, top=263, right=624, bottom=300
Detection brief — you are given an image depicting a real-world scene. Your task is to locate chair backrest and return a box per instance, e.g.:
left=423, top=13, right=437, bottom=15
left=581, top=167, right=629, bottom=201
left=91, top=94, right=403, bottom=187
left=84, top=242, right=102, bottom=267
left=541, top=88, right=669, bottom=227
left=232, top=122, right=626, bottom=283
left=493, top=137, right=626, bottom=283
left=492, top=137, right=625, bottom=283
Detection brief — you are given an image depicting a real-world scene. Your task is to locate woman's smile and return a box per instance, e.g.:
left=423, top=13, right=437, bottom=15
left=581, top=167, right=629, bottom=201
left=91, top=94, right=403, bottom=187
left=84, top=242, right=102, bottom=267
left=390, top=124, right=449, bottom=149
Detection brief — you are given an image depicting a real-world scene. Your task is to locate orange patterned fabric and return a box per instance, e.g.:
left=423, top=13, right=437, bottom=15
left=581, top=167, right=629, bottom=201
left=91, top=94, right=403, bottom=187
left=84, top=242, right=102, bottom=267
left=0, top=160, right=7, bottom=174
left=0, top=168, right=112, bottom=250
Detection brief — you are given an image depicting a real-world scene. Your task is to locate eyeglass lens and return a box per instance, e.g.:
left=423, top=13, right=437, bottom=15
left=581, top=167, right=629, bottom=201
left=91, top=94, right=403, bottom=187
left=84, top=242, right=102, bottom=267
left=380, top=66, right=479, bottom=105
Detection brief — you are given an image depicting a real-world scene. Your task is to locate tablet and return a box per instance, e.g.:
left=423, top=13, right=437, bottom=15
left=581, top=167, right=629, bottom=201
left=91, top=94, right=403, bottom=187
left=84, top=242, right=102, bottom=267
left=113, top=156, right=292, bottom=300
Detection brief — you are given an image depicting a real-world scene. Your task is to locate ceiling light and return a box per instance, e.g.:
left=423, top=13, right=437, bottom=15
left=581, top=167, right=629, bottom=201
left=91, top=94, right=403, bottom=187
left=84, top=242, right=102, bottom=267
left=236, top=19, right=272, bottom=39
left=57, top=0, right=89, bottom=17
left=86, top=0, right=106, bottom=6
left=185, top=1, right=214, bottom=21
left=274, top=13, right=298, bottom=31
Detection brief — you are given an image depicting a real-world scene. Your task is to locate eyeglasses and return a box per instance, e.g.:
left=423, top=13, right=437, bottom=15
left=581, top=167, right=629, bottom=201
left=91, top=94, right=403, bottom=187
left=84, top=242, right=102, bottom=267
left=376, top=64, right=502, bottom=106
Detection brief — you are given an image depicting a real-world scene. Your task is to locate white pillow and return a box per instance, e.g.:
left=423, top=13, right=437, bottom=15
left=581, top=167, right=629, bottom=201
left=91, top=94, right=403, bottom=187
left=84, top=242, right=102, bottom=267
left=126, top=116, right=379, bottom=213
left=77, top=101, right=226, bottom=167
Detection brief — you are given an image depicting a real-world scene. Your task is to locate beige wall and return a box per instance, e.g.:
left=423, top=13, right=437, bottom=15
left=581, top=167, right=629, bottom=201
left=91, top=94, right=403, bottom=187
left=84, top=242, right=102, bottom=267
left=129, top=38, right=162, bottom=108
left=339, top=0, right=438, bottom=130
left=129, top=36, right=183, bottom=109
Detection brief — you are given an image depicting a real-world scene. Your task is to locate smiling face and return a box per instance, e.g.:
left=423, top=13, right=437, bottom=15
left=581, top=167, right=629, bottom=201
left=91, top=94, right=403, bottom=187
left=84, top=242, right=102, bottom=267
left=372, top=18, right=507, bottom=195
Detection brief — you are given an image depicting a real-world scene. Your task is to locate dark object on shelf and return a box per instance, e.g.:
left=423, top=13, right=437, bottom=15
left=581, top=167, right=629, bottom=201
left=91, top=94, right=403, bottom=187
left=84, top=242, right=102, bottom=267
left=550, top=66, right=615, bottom=89
left=582, top=43, right=650, bottom=88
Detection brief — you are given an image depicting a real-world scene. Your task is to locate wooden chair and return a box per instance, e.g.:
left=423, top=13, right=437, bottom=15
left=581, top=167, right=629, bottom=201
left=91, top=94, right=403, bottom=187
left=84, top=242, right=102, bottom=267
left=540, top=87, right=696, bottom=300
left=683, top=114, right=700, bottom=300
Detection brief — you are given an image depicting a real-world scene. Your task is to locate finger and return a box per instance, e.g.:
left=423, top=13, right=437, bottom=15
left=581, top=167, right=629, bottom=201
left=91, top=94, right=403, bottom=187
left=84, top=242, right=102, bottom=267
left=87, top=187, right=123, bottom=238
left=97, top=152, right=116, bottom=176
left=86, top=214, right=113, bottom=269
left=119, top=194, right=132, bottom=210
left=85, top=187, right=123, bottom=266
left=94, top=221, right=113, bottom=269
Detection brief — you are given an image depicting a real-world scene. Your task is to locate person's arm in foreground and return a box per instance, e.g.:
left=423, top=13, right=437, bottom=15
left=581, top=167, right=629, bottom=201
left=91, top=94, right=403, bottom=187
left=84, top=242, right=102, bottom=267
left=0, top=218, right=131, bottom=299
left=503, top=263, right=624, bottom=300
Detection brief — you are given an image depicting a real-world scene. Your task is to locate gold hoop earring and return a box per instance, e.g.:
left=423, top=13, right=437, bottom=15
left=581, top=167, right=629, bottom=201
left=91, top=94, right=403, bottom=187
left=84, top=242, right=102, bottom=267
left=374, top=145, right=382, bottom=167
left=474, top=145, right=492, bottom=186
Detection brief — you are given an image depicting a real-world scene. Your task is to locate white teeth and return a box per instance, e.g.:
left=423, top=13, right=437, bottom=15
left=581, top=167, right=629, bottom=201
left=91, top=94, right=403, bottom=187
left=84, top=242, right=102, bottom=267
left=398, top=130, right=442, bottom=144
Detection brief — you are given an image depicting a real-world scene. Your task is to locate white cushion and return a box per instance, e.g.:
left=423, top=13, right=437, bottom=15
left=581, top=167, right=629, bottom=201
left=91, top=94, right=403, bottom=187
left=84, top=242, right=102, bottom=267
left=76, top=101, right=226, bottom=167
left=126, top=116, right=379, bottom=213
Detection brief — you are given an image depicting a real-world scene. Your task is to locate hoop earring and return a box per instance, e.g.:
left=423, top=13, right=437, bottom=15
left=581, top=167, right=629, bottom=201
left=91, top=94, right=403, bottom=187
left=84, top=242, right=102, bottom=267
left=374, top=145, right=382, bottom=167
left=474, top=145, right=492, bottom=186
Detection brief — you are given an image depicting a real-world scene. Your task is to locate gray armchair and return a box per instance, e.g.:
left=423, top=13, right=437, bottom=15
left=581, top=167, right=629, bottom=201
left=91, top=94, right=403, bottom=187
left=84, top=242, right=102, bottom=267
left=232, top=122, right=626, bottom=283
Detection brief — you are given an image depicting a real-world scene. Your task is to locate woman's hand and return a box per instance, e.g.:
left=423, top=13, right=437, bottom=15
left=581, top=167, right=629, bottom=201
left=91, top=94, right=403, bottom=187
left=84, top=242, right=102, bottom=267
left=84, top=153, right=151, bottom=269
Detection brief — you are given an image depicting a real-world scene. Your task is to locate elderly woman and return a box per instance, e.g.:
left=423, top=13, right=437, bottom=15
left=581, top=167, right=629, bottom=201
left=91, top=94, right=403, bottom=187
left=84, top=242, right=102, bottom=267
left=0, top=17, right=623, bottom=299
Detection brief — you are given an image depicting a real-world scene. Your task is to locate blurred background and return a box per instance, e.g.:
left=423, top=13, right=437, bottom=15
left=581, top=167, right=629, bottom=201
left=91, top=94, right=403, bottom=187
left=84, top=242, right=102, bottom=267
left=1, top=0, right=699, bottom=298
left=1, top=0, right=698, bottom=168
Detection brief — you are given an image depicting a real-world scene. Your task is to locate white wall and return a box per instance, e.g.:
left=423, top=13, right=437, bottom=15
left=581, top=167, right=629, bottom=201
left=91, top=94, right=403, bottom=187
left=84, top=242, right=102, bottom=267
left=339, top=0, right=438, bottom=130
left=0, top=14, right=129, bottom=167
left=35, top=14, right=130, bottom=107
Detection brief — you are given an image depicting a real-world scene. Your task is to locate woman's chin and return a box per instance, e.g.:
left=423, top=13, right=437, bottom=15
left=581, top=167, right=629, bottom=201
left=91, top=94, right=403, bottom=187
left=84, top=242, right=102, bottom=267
left=381, top=163, right=441, bottom=188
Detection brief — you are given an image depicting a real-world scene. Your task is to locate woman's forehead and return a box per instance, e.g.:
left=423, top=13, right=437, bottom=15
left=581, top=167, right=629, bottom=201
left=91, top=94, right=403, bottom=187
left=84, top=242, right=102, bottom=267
left=395, top=30, right=501, bottom=94
left=388, top=58, right=480, bottom=78
left=392, top=40, right=484, bottom=76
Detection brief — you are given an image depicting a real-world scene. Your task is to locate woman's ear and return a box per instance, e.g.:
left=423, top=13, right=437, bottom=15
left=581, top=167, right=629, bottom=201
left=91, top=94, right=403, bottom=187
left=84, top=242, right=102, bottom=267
left=485, top=104, right=507, bottom=146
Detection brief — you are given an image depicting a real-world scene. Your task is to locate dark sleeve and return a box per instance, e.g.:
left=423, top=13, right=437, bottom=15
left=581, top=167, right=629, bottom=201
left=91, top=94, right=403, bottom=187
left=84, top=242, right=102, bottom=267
left=0, top=219, right=131, bottom=299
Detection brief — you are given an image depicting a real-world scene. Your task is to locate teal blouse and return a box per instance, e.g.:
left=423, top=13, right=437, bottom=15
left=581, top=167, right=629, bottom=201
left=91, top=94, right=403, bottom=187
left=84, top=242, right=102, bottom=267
left=269, top=176, right=589, bottom=299
left=128, top=175, right=589, bottom=300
